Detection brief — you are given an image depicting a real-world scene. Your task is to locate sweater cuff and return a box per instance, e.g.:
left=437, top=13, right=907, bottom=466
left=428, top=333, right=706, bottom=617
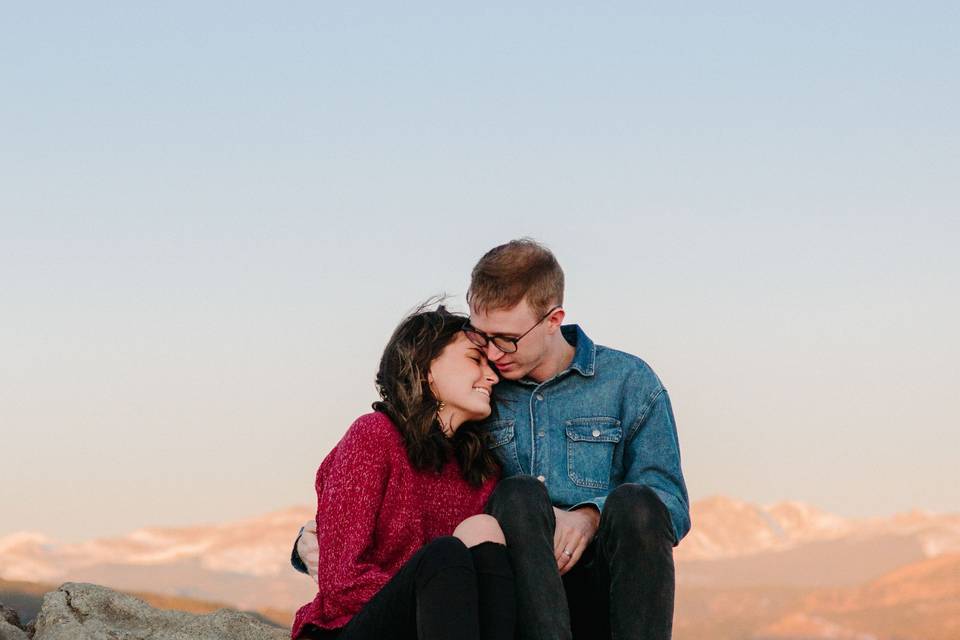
left=291, top=526, right=309, bottom=575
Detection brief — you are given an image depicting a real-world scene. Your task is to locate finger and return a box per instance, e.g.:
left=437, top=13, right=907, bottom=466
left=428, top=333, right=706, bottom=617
left=554, top=527, right=575, bottom=564
left=553, top=520, right=570, bottom=561
left=557, top=543, right=578, bottom=573
left=555, top=530, right=580, bottom=569
left=559, top=534, right=589, bottom=576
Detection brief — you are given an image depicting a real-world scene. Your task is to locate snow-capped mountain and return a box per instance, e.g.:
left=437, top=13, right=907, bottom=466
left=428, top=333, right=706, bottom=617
left=676, top=496, right=960, bottom=562
left=0, top=506, right=313, bottom=581
left=0, top=506, right=315, bottom=610
left=2, top=498, right=958, bottom=613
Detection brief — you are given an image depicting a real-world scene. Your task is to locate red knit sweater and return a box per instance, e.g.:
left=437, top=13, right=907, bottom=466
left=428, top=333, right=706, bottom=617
left=291, top=411, right=497, bottom=638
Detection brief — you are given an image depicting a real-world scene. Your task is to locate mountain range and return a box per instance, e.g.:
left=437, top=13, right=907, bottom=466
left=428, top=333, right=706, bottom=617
left=2, top=497, right=958, bottom=639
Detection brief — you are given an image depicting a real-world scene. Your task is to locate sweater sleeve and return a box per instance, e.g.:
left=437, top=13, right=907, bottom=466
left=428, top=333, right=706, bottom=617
left=313, top=416, right=395, bottom=626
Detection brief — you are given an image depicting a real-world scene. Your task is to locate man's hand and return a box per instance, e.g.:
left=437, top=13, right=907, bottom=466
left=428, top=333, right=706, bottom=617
left=297, top=519, right=320, bottom=584
left=553, top=505, right=600, bottom=575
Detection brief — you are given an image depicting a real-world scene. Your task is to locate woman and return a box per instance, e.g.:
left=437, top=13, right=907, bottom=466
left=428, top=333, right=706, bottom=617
left=291, top=304, right=514, bottom=640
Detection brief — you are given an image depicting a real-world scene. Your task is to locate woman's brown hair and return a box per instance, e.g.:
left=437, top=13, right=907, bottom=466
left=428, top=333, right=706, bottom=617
left=371, top=302, right=499, bottom=487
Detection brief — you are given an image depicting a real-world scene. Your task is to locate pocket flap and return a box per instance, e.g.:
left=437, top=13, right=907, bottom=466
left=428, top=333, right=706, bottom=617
left=564, top=418, right=622, bottom=443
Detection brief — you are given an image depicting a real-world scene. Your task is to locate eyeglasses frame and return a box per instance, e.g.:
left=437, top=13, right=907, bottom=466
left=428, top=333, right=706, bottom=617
left=462, top=305, right=562, bottom=354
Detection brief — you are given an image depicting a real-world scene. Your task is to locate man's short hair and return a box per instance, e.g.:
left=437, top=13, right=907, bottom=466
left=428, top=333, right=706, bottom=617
left=467, top=238, right=564, bottom=316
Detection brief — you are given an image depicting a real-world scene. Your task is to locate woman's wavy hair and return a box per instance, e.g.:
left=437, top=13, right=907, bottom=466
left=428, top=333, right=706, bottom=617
left=371, top=301, right=499, bottom=487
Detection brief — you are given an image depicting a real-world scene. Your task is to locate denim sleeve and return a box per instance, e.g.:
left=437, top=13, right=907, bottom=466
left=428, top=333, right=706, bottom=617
left=291, top=526, right=308, bottom=575
left=574, top=388, right=690, bottom=544
left=628, top=388, right=690, bottom=543
left=571, top=495, right=607, bottom=513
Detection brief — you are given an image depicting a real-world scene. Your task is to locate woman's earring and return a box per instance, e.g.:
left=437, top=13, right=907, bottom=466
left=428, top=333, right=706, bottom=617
left=436, top=400, right=452, bottom=436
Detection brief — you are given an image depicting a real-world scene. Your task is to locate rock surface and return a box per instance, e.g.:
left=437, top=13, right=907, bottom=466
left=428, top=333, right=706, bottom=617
left=0, top=603, right=29, bottom=640
left=1, top=604, right=23, bottom=628
left=30, top=583, right=288, bottom=640
left=0, top=621, right=30, bottom=640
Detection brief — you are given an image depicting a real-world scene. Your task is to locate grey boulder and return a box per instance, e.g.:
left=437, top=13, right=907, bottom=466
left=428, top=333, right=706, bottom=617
left=0, top=603, right=29, bottom=640
left=32, top=583, right=289, bottom=640
left=0, top=620, right=30, bottom=640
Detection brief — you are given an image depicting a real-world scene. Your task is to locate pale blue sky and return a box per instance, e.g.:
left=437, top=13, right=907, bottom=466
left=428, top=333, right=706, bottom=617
left=2, top=3, right=958, bottom=540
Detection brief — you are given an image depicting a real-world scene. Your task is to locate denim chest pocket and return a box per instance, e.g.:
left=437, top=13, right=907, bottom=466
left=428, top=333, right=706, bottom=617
left=565, top=417, right=622, bottom=489
left=486, top=420, right=523, bottom=476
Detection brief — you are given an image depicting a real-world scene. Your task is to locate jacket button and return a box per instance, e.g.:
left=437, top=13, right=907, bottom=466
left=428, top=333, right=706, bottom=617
left=592, top=429, right=601, bottom=437
left=536, top=393, right=544, bottom=401
left=537, top=475, right=546, bottom=483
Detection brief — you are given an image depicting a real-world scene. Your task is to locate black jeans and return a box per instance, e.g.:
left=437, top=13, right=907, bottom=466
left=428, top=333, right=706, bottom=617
left=484, top=476, right=675, bottom=640
left=299, top=537, right=515, bottom=640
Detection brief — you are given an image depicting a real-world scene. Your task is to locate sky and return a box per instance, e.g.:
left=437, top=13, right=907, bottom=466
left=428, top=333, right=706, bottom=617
left=1, top=3, right=958, bottom=541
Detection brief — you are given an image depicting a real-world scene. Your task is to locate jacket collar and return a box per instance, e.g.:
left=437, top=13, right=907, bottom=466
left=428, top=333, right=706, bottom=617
left=561, top=325, right=596, bottom=377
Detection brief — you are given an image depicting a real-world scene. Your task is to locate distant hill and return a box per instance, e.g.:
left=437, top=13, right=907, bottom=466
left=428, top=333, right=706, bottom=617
left=677, top=496, right=960, bottom=590
left=0, top=505, right=316, bottom=613
left=676, top=553, right=960, bottom=640
left=786, top=553, right=960, bottom=640
left=678, top=496, right=960, bottom=563
left=2, top=497, right=958, bottom=636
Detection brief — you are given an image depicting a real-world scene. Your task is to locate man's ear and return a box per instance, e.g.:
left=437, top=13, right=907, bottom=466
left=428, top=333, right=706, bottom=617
left=546, top=307, right=565, bottom=333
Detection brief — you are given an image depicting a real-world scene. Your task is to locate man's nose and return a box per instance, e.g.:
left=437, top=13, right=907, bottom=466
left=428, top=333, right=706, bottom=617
left=485, top=342, right=504, bottom=361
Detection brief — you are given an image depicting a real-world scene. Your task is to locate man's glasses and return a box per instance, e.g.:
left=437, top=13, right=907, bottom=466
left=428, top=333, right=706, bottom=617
left=463, top=306, right=561, bottom=354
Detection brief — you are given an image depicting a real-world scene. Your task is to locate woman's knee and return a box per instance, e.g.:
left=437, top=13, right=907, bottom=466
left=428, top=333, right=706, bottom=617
left=413, top=536, right=474, bottom=585
left=453, top=514, right=506, bottom=547
left=418, top=536, right=471, bottom=569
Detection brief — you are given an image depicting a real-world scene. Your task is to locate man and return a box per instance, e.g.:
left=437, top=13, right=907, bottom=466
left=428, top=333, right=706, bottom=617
left=294, top=238, right=689, bottom=640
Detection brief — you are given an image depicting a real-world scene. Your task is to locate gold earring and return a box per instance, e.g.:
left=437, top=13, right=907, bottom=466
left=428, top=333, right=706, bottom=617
left=436, top=401, right=452, bottom=437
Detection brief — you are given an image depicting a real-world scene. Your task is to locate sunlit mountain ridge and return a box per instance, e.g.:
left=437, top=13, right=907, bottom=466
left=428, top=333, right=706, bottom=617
left=2, top=497, right=958, bottom=635
left=678, top=495, right=960, bottom=562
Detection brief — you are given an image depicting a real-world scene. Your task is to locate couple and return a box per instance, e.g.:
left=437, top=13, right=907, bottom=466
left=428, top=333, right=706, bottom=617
left=290, top=239, right=690, bottom=640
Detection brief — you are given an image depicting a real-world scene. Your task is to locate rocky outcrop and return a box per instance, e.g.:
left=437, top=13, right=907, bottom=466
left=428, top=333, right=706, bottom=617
left=0, top=602, right=29, bottom=640
left=1, top=603, right=23, bottom=627
left=0, top=620, right=30, bottom=640
left=28, top=583, right=288, bottom=640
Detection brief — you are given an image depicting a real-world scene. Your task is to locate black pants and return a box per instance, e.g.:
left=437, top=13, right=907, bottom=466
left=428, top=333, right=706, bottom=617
left=300, top=537, right=515, bottom=640
left=484, top=476, right=675, bottom=640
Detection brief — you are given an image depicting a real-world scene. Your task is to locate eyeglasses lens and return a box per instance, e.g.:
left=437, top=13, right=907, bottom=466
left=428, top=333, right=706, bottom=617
left=464, top=329, right=488, bottom=348
left=491, top=337, right=518, bottom=353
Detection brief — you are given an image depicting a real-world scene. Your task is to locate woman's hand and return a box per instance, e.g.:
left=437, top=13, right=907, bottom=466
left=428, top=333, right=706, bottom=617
left=552, top=506, right=600, bottom=575
left=297, top=519, right=320, bottom=584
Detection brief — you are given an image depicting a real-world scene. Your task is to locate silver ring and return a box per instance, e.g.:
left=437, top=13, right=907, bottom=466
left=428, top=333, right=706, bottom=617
left=562, top=549, right=572, bottom=557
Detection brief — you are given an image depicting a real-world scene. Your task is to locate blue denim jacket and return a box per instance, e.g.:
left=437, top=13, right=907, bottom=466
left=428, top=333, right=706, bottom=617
left=482, top=325, right=690, bottom=544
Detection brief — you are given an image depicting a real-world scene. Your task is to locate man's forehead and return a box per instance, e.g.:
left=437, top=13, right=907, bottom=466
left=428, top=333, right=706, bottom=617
left=469, top=301, right=537, bottom=332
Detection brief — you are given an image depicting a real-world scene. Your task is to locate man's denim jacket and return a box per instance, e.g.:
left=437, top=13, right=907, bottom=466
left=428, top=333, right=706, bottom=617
left=483, top=325, right=690, bottom=544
